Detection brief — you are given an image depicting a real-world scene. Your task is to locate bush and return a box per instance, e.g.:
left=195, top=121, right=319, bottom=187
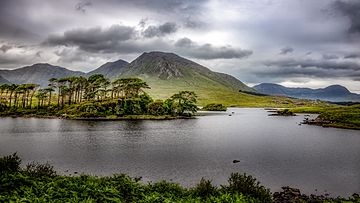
left=0, top=153, right=21, bottom=174
left=146, top=181, right=186, bottom=199
left=202, top=103, right=227, bottom=111
left=148, top=100, right=166, bottom=116
left=223, top=173, right=272, bottom=202
left=25, top=161, right=57, bottom=178
left=192, top=178, right=217, bottom=199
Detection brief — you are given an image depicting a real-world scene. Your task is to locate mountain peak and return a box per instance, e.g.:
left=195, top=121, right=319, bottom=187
left=322, top=85, right=350, bottom=95
left=88, top=59, right=129, bottom=78
left=140, top=51, right=179, bottom=58
left=125, top=51, right=198, bottom=79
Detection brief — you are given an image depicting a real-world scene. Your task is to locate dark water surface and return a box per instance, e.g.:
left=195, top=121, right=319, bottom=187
left=0, top=108, right=359, bottom=196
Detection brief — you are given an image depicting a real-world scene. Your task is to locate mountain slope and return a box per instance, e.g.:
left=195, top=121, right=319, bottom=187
left=114, top=51, right=257, bottom=104
left=0, top=63, right=85, bottom=87
left=0, top=53, right=319, bottom=107
left=254, top=83, right=360, bottom=102
left=87, top=59, right=129, bottom=78
left=121, top=51, right=253, bottom=91
left=0, top=75, right=11, bottom=84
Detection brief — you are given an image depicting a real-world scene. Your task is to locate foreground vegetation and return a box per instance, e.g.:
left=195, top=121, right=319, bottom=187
left=0, top=154, right=359, bottom=202
left=0, top=76, right=198, bottom=119
left=281, top=105, right=360, bottom=130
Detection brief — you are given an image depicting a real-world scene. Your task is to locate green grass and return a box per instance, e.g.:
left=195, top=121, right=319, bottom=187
left=290, top=105, right=360, bottom=130
left=1, top=153, right=359, bottom=202
left=142, top=77, right=326, bottom=108
left=0, top=154, right=268, bottom=203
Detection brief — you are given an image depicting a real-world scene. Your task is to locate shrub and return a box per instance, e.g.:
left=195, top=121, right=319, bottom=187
left=146, top=180, right=186, bottom=198
left=223, top=172, right=272, bottom=202
left=148, top=100, right=166, bottom=116
left=25, top=161, right=57, bottom=178
left=192, top=178, right=217, bottom=199
left=202, top=103, right=227, bottom=111
left=0, top=153, right=21, bottom=174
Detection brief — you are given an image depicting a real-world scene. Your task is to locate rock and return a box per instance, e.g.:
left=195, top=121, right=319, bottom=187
left=232, top=160, right=240, bottom=163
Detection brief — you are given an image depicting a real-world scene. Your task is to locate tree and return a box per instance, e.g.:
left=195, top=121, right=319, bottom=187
left=27, top=84, right=39, bottom=108
left=35, top=89, right=48, bottom=108
left=170, top=91, right=197, bottom=116
left=112, top=78, right=150, bottom=99
left=86, top=74, right=107, bottom=100
left=44, top=87, right=55, bottom=106
left=7, top=84, right=18, bottom=107
left=148, top=100, right=166, bottom=116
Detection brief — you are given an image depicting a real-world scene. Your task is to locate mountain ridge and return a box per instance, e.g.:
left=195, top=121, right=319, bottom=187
left=253, top=83, right=360, bottom=102
left=0, top=63, right=85, bottom=87
left=118, top=51, right=254, bottom=92
left=0, top=51, right=253, bottom=93
left=0, top=75, right=11, bottom=84
left=87, top=59, right=129, bottom=78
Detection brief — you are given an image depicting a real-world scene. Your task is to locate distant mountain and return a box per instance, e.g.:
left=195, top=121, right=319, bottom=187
left=87, top=59, right=129, bottom=78
left=0, top=63, right=85, bottom=87
left=253, top=83, right=360, bottom=102
left=0, top=75, right=10, bottom=84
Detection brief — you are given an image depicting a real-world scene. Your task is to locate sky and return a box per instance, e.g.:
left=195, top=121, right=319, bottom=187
left=0, top=0, right=360, bottom=93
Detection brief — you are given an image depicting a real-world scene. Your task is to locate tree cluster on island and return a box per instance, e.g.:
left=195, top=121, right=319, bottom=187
left=0, top=74, right=198, bottom=118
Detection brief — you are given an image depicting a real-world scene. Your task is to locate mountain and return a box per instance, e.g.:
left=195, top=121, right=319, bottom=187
left=0, top=75, right=11, bottom=84
left=253, top=83, right=360, bottom=102
left=120, top=51, right=253, bottom=91
left=0, top=63, right=85, bottom=87
left=87, top=59, right=129, bottom=78
left=0, top=52, right=308, bottom=106
left=111, top=51, right=255, bottom=103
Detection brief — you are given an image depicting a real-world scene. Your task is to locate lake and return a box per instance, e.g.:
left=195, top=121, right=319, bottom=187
left=0, top=108, right=359, bottom=197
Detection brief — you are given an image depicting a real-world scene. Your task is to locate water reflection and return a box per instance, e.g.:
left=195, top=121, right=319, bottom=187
left=0, top=108, right=359, bottom=196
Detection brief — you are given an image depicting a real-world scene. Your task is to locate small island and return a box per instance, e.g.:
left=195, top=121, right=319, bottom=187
left=0, top=76, right=198, bottom=119
left=292, top=105, right=360, bottom=130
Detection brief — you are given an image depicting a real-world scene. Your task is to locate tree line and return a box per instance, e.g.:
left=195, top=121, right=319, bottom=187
left=0, top=74, right=197, bottom=117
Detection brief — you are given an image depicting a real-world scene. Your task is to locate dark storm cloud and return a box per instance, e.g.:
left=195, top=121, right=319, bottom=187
left=143, top=22, right=178, bottom=38
left=333, top=0, right=360, bottom=35
left=279, top=47, right=294, bottom=55
left=322, top=54, right=339, bottom=60
left=75, top=0, right=92, bottom=13
left=265, top=59, right=360, bottom=71
left=0, top=0, right=44, bottom=41
left=43, top=24, right=251, bottom=60
left=44, top=25, right=137, bottom=53
left=112, top=0, right=207, bottom=13
left=260, top=58, right=360, bottom=81
left=0, top=45, right=12, bottom=53
left=35, top=51, right=42, bottom=58
left=344, top=53, right=360, bottom=59
left=174, top=37, right=253, bottom=60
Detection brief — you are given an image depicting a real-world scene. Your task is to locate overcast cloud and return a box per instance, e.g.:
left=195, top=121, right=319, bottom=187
left=0, top=0, right=360, bottom=92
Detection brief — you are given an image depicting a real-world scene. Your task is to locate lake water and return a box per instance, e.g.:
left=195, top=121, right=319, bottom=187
left=0, top=108, right=359, bottom=196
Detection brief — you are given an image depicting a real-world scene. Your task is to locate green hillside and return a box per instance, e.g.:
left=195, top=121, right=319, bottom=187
left=112, top=52, right=320, bottom=107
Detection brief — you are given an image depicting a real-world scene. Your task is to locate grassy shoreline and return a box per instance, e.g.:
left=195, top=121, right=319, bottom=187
left=1, top=153, right=359, bottom=202
left=0, top=113, right=194, bottom=120
left=280, top=105, right=360, bottom=130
